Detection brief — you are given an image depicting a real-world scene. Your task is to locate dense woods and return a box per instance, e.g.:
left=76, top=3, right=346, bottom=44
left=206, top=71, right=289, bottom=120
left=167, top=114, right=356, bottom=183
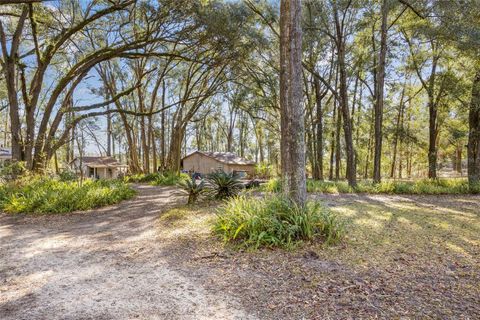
left=0, top=0, right=479, bottom=187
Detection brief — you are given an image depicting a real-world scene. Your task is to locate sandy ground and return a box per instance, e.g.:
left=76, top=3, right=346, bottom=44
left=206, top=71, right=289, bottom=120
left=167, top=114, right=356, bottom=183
left=0, top=185, right=256, bottom=320
left=1, top=185, right=479, bottom=319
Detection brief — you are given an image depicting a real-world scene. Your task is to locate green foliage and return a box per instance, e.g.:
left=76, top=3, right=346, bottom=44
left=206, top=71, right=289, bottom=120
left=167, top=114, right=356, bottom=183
left=206, top=171, right=243, bottom=199
left=469, top=182, right=480, bottom=194
left=305, top=179, right=474, bottom=195
left=124, top=172, right=189, bottom=186
left=259, top=178, right=477, bottom=195
left=58, top=170, right=77, bottom=182
left=152, top=172, right=190, bottom=186
left=0, top=161, right=27, bottom=181
left=255, top=161, right=274, bottom=179
left=213, top=195, right=344, bottom=249
left=259, top=178, right=282, bottom=192
left=0, top=176, right=136, bottom=214
left=178, top=176, right=206, bottom=204
left=124, top=173, right=161, bottom=183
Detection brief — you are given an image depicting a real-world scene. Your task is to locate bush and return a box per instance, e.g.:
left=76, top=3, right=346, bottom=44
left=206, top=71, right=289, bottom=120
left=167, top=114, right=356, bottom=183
left=470, top=181, right=480, bottom=194
left=124, top=173, right=161, bottom=183
left=213, top=195, right=344, bottom=249
left=206, top=171, right=243, bottom=199
left=178, top=176, right=206, bottom=204
left=0, top=176, right=136, bottom=214
left=124, top=172, right=189, bottom=186
left=260, top=178, right=282, bottom=192
left=58, top=169, right=77, bottom=182
left=152, top=172, right=189, bottom=186
left=0, top=161, right=27, bottom=181
left=255, top=162, right=274, bottom=179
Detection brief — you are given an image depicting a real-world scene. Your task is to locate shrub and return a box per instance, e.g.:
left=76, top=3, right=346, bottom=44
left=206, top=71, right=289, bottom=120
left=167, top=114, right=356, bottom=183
left=213, top=195, right=344, bottom=249
left=178, top=176, right=206, bottom=204
left=255, top=162, right=274, bottom=179
left=152, top=172, right=189, bottom=186
left=124, top=172, right=189, bottom=186
left=306, top=180, right=353, bottom=194
left=58, top=169, right=77, bottom=182
left=0, top=176, right=136, bottom=214
left=260, top=178, right=282, bottom=192
left=0, top=161, right=27, bottom=181
left=470, top=181, right=480, bottom=194
left=124, top=172, right=161, bottom=183
left=206, top=171, right=243, bottom=199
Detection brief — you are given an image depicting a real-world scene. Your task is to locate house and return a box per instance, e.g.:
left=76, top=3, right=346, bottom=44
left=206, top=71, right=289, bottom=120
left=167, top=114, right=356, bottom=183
left=71, top=156, right=128, bottom=179
left=182, top=151, right=256, bottom=177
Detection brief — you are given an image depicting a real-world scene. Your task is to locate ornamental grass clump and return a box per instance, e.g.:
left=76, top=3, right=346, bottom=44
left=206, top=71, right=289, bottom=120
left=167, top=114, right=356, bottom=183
left=213, top=195, right=344, bottom=249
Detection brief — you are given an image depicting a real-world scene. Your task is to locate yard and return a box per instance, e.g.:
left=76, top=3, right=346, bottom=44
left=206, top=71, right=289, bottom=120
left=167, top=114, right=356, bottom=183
left=1, top=185, right=479, bottom=319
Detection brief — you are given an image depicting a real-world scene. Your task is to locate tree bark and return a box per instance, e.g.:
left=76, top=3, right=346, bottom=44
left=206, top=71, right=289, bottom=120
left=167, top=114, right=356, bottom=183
left=313, top=77, right=324, bottom=180
left=390, top=80, right=407, bottom=178
left=373, top=0, right=389, bottom=183
left=468, top=69, right=480, bottom=185
left=333, top=3, right=356, bottom=187
left=280, top=0, right=306, bottom=205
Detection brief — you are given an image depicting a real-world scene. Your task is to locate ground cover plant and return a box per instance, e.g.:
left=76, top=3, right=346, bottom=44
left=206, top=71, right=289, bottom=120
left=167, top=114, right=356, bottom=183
left=124, top=172, right=189, bottom=186
left=213, top=195, right=344, bottom=249
left=260, top=178, right=480, bottom=194
left=0, top=176, right=136, bottom=214
left=154, top=191, right=480, bottom=318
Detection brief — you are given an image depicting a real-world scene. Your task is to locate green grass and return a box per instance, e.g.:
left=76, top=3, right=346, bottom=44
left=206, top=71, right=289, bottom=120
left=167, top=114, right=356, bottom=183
left=260, top=178, right=479, bottom=195
left=213, top=195, right=344, bottom=249
left=0, top=176, right=136, bottom=214
left=320, top=194, right=480, bottom=269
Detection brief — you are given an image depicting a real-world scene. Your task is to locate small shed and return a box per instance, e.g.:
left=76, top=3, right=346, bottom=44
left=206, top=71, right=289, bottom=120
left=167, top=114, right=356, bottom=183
left=71, top=156, right=128, bottom=179
left=182, top=151, right=256, bottom=177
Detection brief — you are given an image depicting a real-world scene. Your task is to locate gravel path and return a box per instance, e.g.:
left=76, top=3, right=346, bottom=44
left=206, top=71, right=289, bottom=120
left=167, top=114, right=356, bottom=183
left=0, top=185, right=256, bottom=320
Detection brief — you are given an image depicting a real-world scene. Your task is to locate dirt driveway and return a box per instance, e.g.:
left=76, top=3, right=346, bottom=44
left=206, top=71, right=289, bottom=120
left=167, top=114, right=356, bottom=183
left=0, top=185, right=255, bottom=320
left=1, top=186, right=479, bottom=319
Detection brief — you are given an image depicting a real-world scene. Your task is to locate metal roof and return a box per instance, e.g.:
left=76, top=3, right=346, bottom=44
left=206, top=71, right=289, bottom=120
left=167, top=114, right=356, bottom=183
left=73, top=156, right=128, bottom=168
left=183, top=151, right=256, bottom=165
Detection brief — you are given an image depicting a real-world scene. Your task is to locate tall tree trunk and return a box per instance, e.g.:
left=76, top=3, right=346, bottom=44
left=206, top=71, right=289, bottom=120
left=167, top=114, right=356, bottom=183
left=468, top=69, right=480, bottom=185
left=373, top=0, right=389, bottom=183
left=335, top=103, right=342, bottom=180
left=138, top=89, right=149, bottom=173
left=313, top=77, right=324, bottom=180
left=455, top=145, right=462, bottom=174
left=149, top=116, right=157, bottom=172
left=329, top=100, right=336, bottom=181
left=167, top=125, right=185, bottom=173
left=106, top=104, right=112, bottom=157
left=280, top=0, right=306, bottom=205
left=334, top=6, right=356, bottom=187
left=427, top=94, right=438, bottom=179
left=365, top=106, right=375, bottom=179
left=390, top=80, right=407, bottom=178
left=0, top=8, right=27, bottom=161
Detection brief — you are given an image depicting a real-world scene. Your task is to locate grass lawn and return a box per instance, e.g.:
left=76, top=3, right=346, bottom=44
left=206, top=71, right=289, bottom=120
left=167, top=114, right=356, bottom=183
left=157, top=193, right=480, bottom=318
